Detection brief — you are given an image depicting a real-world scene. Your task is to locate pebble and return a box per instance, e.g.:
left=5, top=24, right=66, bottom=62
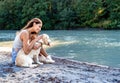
left=0, top=52, right=120, bottom=83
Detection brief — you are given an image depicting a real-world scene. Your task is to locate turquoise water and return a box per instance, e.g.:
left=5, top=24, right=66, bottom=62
left=0, top=30, right=120, bottom=68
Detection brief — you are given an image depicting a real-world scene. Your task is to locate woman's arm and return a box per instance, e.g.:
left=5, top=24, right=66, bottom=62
left=32, top=43, right=42, bottom=50
left=20, top=31, right=38, bottom=55
left=32, top=35, right=43, bottom=50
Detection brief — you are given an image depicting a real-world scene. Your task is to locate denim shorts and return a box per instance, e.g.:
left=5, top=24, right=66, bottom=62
left=11, top=48, right=21, bottom=64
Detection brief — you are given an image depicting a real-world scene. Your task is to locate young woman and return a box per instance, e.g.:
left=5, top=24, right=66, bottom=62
left=11, top=18, right=55, bottom=64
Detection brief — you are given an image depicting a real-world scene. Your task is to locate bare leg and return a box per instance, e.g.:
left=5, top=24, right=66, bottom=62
left=39, top=46, right=55, bottom=63
left=39, top=47, right=48, bottom=57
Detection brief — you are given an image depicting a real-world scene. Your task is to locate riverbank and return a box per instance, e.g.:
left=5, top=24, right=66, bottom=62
left=0, top=41, right=13, bottom=47
left=0, top=47, right=120, bottom=83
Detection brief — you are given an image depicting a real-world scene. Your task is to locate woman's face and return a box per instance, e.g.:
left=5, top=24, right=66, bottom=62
left=33, top=22, right=42, bottom=33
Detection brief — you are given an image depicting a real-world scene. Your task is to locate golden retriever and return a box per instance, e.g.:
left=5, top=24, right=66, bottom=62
left=15, top=34, right=51, bottom=67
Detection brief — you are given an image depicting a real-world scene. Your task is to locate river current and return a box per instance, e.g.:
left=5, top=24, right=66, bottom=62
left=0, top=30, right=120, bottom=68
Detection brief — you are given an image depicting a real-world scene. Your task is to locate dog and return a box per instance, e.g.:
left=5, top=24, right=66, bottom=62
left=15, top=34, right=51, bottom=67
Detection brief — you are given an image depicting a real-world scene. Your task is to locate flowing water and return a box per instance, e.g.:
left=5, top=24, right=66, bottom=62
left=0, top=30, right=120, bottom=68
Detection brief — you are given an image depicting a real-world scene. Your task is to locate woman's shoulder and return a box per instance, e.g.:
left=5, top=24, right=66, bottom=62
left=21, top=30, right=28, bottom=33
left=20, top=30, right=29, bottom=40
left=20, top=30, right=29, bottom=35
left=19, top=30, right=28, bottom=34
left=16, top=30, right=28, bottom=35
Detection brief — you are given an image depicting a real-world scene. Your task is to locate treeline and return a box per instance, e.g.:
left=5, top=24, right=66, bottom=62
left=0, top=0, right=120, bottom=30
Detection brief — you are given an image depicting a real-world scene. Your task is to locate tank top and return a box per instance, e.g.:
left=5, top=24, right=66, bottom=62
left=13, top=30, right=28, bottom=49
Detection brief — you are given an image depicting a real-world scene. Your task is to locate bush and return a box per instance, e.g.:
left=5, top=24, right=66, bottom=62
left=0, top=0, right=120, bottom=30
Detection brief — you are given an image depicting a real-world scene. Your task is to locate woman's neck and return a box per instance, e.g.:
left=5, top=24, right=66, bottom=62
left=27, top=27, right=34, bottom=34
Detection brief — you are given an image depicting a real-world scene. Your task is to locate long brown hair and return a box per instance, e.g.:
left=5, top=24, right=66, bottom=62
left=16, top=18, right=42, bottom=35
left=21, top=18, right=42, bottom=30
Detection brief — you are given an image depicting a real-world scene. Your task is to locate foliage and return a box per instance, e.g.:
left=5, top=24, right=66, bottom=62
left=0, top=0, right=120, bottom=30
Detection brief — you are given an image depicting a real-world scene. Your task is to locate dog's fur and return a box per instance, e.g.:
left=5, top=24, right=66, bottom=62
left=15, top=34, right=51, bottom=67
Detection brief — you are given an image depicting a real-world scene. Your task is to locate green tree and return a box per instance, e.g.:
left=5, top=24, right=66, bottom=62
left=0, top=0, right=120, bottom=30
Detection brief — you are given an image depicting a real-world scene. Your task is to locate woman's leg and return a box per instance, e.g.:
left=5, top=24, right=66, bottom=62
left=39, top=47, right=48, bottom=57
left=12, top=48, right=20, bottom=64
left=39, top=47, right=55, bottom=63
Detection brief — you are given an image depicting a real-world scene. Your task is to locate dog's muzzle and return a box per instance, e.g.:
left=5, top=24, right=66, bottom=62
left=48, top=39, right=51, bottom=46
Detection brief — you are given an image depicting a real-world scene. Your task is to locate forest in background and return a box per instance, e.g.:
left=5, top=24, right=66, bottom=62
left=0, top=0, right=120, bottom=30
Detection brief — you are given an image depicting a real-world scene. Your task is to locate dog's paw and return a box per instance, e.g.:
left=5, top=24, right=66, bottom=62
left=29, top=64, right=39, bottom=68
left=37, top=62, right=43, bottom=65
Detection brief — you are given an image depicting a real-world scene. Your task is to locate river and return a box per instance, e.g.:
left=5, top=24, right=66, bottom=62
left=0, top=30, right=120, bottom=68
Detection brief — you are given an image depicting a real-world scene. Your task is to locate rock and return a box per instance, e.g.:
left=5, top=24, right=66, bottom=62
left=0, top=52, right=120, bottom=83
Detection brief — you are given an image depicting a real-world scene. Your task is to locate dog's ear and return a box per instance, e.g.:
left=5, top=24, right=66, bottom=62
left=42, top=34, right=49, bottom=38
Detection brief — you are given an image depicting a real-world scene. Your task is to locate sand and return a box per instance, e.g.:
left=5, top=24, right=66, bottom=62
left=0, top=48, right=120, bottom=83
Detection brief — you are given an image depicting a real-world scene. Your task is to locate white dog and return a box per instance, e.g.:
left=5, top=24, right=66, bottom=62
left=15, top=34, right=53, bottom=67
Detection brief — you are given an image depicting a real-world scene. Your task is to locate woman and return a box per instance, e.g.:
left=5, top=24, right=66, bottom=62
left=11, top=18, right=55, bottom=64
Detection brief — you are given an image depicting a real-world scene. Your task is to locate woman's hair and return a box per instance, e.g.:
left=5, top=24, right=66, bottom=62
left=15, top=18, right=42, bottom=35
left=21, top=18, right=42, bottom=30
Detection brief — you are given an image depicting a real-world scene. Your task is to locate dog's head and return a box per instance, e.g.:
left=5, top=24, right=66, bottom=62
left=42, top=34, right=51, bottom=46
left=38, top=34, right=51, bottom=46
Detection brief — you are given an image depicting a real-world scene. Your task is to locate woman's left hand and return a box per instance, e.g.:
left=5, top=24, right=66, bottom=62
left=33, top=45, right=38, bottom=50
left=33, top=43, right=42, bottom=50
left=37, top=35, right=43, bottom=40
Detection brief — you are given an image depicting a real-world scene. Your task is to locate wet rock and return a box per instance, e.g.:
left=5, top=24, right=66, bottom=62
left=3, top=67, right=14, bottom=73
left=118, top=80, right=120, bottom=83
left=112, top=79, right=119, bottom=82
left=10, top=74, right=16, bottom=77
left=37, top=74, right=41, bottom=77
left=0, top=73, right=7, bottom=77
left=47, top=77, right=61, bottom=82
left=0, top=52, right=120, bottom=83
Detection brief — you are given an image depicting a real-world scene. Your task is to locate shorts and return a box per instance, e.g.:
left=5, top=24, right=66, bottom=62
left=11, top=48, right=21, bottom=64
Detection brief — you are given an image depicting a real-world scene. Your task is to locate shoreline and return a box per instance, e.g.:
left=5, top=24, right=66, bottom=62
left=0, top=50, right=120, bottom=82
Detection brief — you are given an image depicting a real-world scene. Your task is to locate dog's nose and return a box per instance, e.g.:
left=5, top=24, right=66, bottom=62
left=48, top=39, right=51, bottom=46
left=48, top=42, right=51, bottom=46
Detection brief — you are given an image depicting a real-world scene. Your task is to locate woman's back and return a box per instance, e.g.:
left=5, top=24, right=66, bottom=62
left=13, top=30, right=27, bottom=49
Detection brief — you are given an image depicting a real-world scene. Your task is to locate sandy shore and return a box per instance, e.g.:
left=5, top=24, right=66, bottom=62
left=0, top=48, right=120, bottom=83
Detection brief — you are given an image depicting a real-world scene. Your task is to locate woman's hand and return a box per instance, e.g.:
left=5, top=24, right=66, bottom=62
left=32, top=45, right=38, bottom=50
left=32, top=35, right=43, bottom=50
left=33, top=35, right=42, bottom=43
left=37, top=35, right=43, bottom=40
left=32, top=43, right=42, bottom=50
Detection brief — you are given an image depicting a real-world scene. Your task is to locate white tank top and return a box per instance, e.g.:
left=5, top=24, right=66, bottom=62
left=13, top=30, right=27, bottom=49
